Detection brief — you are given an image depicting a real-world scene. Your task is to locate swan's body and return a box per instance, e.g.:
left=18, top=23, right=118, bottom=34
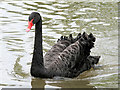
left=26, top=12, right=100, bottom=78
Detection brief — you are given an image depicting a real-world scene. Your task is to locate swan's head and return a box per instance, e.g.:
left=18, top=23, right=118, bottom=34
left=26, top=12, right=41, bottom=32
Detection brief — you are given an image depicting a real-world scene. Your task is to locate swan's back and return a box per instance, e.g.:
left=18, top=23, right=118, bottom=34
left=44, top=32, right=100, bottom=78
left=44, top=33, right=81, bottom=68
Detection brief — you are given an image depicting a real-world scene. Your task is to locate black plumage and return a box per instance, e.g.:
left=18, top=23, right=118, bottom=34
left=27, top=12, right=100, bottom=78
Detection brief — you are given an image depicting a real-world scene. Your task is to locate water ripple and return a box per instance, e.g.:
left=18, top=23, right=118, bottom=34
left=0, top=1, right=118, bottom=88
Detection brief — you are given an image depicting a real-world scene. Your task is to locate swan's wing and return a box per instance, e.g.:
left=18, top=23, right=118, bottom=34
left=44, top=33, right=81, bottom=68
left=46, top=32, right=100, bottom=77
left=72, top=55, right=100, bottom=77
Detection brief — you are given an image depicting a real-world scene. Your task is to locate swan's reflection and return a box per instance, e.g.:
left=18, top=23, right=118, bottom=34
left=31, top=76, right=94, bottom=89
left=31, top=78, right=45, bottom=88
left=31, top=78, right=61, bottom=90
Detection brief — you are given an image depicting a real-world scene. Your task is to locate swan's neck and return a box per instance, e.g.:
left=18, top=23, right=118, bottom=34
left=32, top=19, right=44, bottom=67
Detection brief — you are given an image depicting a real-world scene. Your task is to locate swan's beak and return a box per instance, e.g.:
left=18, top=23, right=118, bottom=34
left=26, top=28, right=31, bottom=32
left=26, top=19, right=34, bottom=32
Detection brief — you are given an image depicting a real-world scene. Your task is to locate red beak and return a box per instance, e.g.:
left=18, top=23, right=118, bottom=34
left=26, top=19, right=34, bottom=32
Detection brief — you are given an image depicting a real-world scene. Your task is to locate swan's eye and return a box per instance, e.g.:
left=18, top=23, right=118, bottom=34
left=34, top=15, right=36, bottom=18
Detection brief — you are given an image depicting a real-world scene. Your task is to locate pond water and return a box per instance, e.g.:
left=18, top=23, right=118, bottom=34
left=0, top=0, right=119, bottom=89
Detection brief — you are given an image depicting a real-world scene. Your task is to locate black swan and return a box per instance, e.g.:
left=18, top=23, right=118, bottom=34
left=26, top=12, right=100, bottom=78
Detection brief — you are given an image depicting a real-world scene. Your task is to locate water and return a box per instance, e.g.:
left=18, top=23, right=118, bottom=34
left=0, top=0, right=118, bottom=89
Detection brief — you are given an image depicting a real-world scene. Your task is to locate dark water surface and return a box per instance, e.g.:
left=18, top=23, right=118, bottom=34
left=0, top=0, right=118, bottom=89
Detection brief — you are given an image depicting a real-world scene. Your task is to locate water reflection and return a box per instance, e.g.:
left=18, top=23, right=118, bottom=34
left=31, top=77, right=94, bottom=88
left=31, top=78, right=45, bottom=88
left=13, top=55, right=29, bottom=78
left=0, top=1, right=118, bottom=88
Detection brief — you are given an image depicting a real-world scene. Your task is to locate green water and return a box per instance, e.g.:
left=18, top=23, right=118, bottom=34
left=0, top=0, right=118, bottom=89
